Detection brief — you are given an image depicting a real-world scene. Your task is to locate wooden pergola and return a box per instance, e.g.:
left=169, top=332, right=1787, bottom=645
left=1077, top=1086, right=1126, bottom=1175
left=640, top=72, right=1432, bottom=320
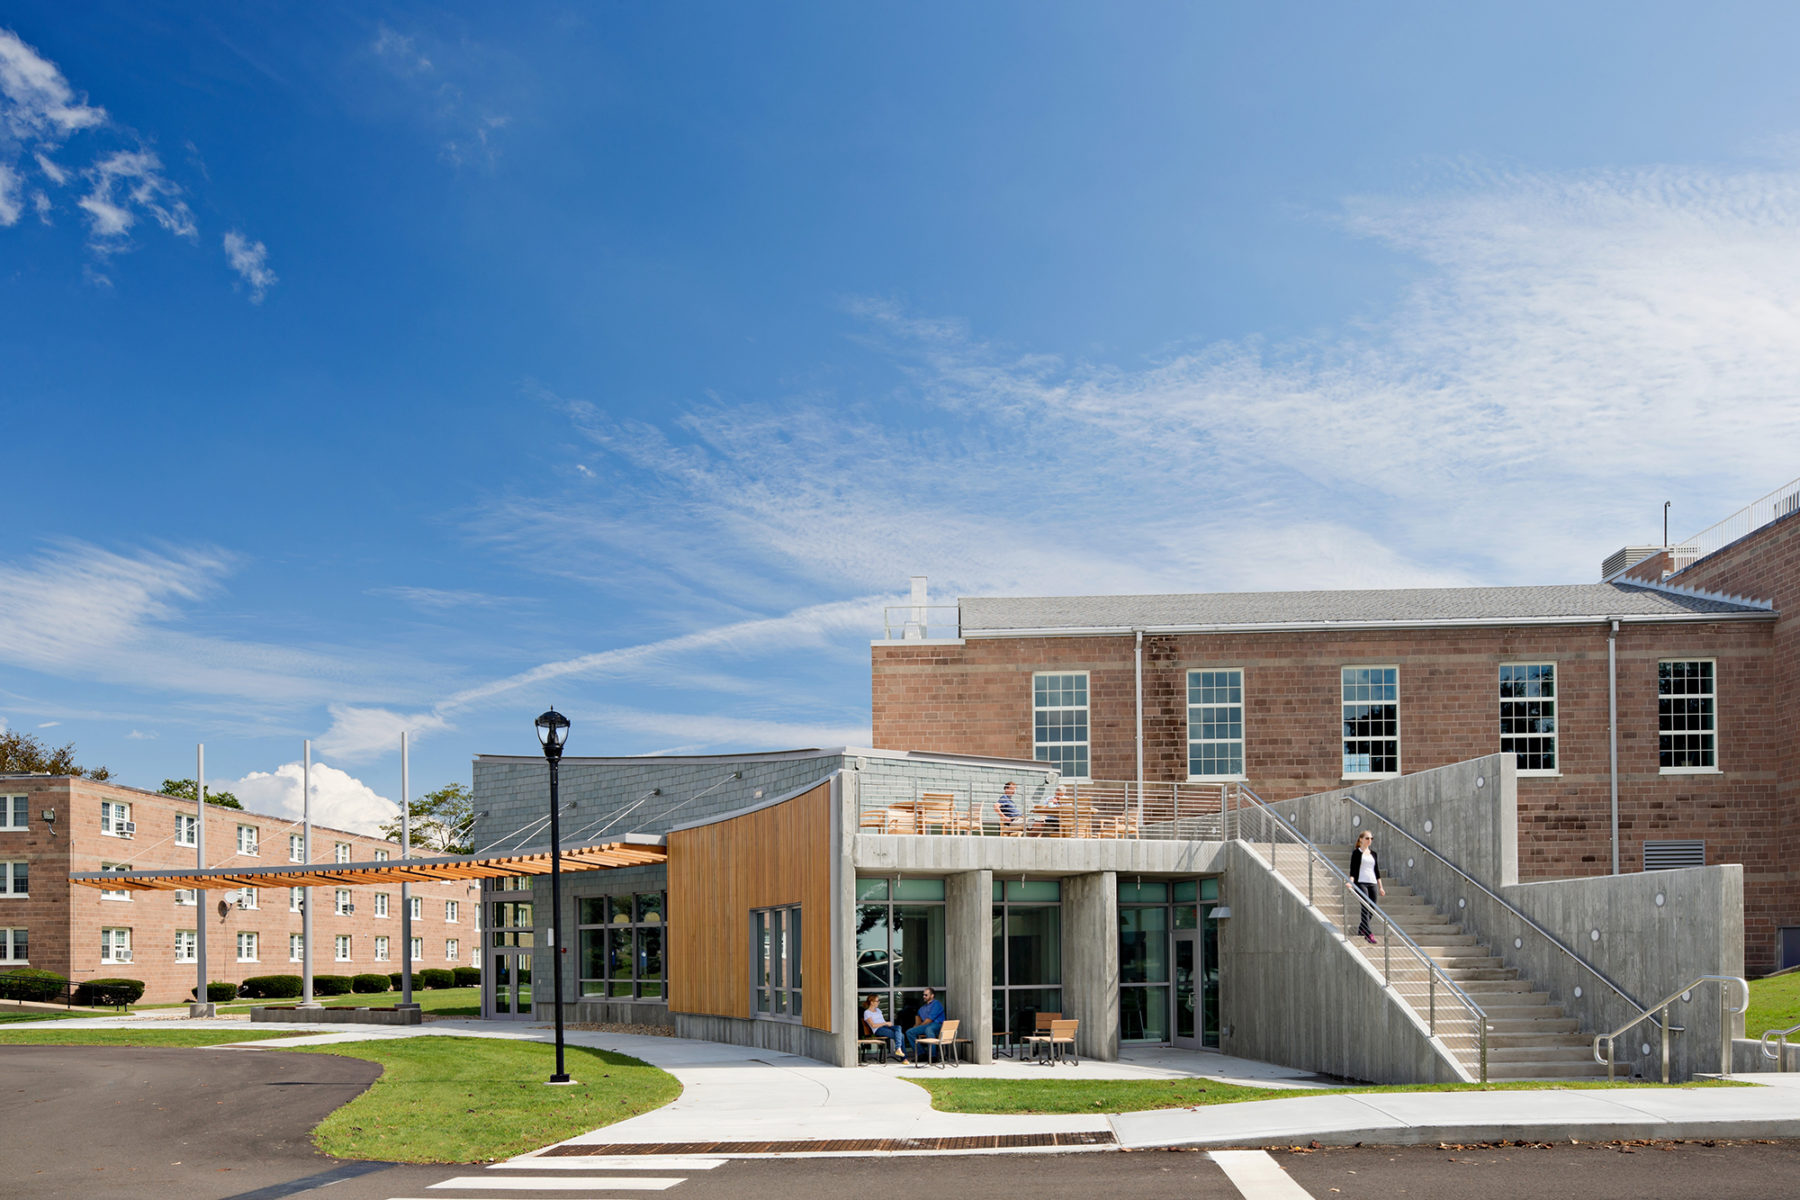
left=68, top=834, right=668, bottom=892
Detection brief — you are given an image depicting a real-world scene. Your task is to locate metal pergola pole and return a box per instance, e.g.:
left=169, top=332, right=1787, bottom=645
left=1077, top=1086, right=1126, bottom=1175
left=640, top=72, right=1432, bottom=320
left=192, top=743, right=210, bottom=1016
left=301, top=739, right=316, bottom=1007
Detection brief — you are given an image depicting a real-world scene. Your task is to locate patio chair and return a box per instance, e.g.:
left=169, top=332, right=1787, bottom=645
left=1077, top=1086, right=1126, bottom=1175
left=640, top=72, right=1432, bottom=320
left=1043, top=1018, right=1079, bottom=1066
left=1020, top=1010, right=1062, bottom=1062
left=911, top=1018, right=962, bottom=1068
left=916, top=792, right=958, bottom=834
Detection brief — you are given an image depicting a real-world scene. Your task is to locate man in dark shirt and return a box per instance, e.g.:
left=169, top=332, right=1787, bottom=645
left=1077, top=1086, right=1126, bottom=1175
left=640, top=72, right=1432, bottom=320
left=903, top=986, right=946, bottom=1060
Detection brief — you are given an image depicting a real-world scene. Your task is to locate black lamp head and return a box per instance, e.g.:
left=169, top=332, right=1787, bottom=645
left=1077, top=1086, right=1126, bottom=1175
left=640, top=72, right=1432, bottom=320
left=534, top=708, right=571, bottom=761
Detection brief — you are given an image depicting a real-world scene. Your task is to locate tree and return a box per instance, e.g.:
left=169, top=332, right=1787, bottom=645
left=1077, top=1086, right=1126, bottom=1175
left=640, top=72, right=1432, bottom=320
left=158, top=779, right=245, bottom=809
left=379, top=783, right=474, bottom=854
left=0, top=730, right=111, bottom=780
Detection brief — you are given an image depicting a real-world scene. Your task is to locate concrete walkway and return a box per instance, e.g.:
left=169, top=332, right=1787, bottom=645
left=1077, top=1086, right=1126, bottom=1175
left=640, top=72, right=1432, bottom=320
left=9, top=1012, right=1800, bottom=1153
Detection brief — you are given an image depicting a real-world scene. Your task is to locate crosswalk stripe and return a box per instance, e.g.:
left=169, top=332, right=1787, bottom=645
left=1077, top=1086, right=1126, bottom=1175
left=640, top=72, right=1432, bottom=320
left=1209, top=1150, right=1317, bottom=1199
left=492, top=1157, right=725, bottom=1170
left=428, top=1178, right=684, bottom=1191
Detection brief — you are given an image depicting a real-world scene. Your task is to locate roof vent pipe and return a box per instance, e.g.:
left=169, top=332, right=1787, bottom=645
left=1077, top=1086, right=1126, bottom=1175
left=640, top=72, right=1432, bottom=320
left=906, top=575, right=928, bottom=639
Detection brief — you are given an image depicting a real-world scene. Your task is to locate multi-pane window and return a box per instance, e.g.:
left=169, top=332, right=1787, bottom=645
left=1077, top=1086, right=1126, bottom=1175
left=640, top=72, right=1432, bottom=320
left=375, top=935, right=390, bottom=961
left=445, top=938, right=459, bottom=961
left=237, top=931, right=258, bottom=962
left=237, top=825, right=258, bottom=856
left=991, top=878, right=1061, bottom=1044
left=1659, top=660, right=1717, bottom=771
left=374, top=892, right=389, bottom=918
left=335, top=842, right=351, bottom=864
left=174, top=813, right=197, bottom=847
left=101, top=927, right=132, bottom=963
left=290, top=887, right=304, bottom=912
left=0, top=796, right=26, bottom=830
left=445, top=900, right=459, bottom=923
left=334, top=934, right=352, bottom=962
left=289, top=834, right=305, bottom=862
left=289, top=933, right=304, bottom=961
left=410, top=936, right=423, bottom=961
left=100, top=801, right=132, bottom=837
left=1499, top=663, right=1558, bottom=773
left=1033, top=672, right=1090, bottom=779
left=175, top=929, right=196, bottom=962
left=855, top=877, right=946, bottom=1034
left=1187, top=669, right=1245, bottom=779
left=373, top=849, right=389, bottom=862
left=752, top=903, right=803, bottom=1020
left=1341, top=667, right=1400, bottom=777
left=0, top=928, right=26, bottom=961
left=410, top=895, right=423, bottom=920
left=0, top=861, right=26, bottom=896
left=578, top=893, right=665, bottom=1000
left=100, top=863, right=131, bottom=901
left=334, top=889, right=353, bottom=916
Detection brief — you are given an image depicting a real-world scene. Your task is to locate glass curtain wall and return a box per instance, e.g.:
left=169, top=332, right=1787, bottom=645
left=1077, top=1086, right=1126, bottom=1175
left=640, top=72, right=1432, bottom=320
left=577, top=892, right=665, bottom=999
left=991, top=879, right=1061, bottom=1042
left=855, top=877, right=947, bottom=1029
left=1119, top=878, right=1222, bottom=1047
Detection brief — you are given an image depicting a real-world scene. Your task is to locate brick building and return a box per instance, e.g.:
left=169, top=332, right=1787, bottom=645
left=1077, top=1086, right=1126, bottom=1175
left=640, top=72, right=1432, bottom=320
left=872, top=482, right=1800, bottom=974
left=0, top=775, right=477, bottom=1003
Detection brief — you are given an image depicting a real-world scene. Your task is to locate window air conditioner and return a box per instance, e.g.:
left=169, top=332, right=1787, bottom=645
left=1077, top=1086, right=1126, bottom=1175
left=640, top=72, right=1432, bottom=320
left=117, top=951, right=132, bottom=962
left=121, top=822, right=136, bottom=837
left=235, top=894, right=253, bottom=910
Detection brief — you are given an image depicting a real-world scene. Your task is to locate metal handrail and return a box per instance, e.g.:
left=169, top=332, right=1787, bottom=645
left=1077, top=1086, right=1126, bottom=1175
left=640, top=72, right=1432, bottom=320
left=1340, top=793, right=1653, bottom=1024
left=1233, top=785, right=1490, bottom=1083
left=1760, top=1021, right=1800, bottom=1071
left=1592, top=974, right=1748, bottom=1083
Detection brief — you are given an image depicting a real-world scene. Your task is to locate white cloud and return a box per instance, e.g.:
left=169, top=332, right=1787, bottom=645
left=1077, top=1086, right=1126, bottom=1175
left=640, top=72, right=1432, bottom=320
left=33, top=150, right=65, bottom=183
left=79, top=149, right=195, bottom=246
left=370, top=585, right=524, bottom=610
left=227, top=760, right=398, bottom=838
left=0, top=161, right=18, bottom=225
left=0, top=28, right=104, bottom=142
left=372, top=25, right=432, bottom=75
left=316, top=704, right=451, bottom=762
left=124, top=729, right=156, bottom=740
left=35, top=719, right=58, bottom=728
left=222, top=229, right=276, bottom=302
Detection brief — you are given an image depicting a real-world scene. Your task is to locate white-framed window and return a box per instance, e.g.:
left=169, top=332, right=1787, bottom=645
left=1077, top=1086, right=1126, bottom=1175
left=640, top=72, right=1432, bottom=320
left=334, top=934, right=352, bottom=962
left=101, top=927, right=132, bottom=963
left=1500, top=662, right=1558, bottom=774
left=445, top=900, right=459, bottom=923
left=289, top=932, right=304, bottom=961
left=0, top=927, right=25, bottom=962
left=410, top=895, right=423, bottom=920
left=374, top=935, right=390, bottom=961
left=445, top=937, right=459, bottom=961
left=374, top=892, right=389, bottom=918
left=373, top=848, right=389, bottom=862
left=1342, top=666, right=1400, bottom=777
left=175, top=928, right=197, bottom=962
left=751, top=904, right=803, bottom=1021
left=237, top=824, right=258, bottom=856
left=1659, top=659, right=1718, bottom=772
left=237, top=931, right=258, bottom=962
left=1187, top=668, right=1246, bottom=779
left=0, top=860, right=26, bottom=897
left=235, top=888, right=259, bottom=910
left=410, top=936, right=422, bottom=962
left=100, top=800, right=132, bottom=838
left=335, top=842, right=351, bottom=864
left=290, top=887, right=304, bottom=912
left=0, top=795, right=26, bottom=830
left=334, top=888, right=353, bottom=916
left=174, top=813, right=197, bottom=847
left=175, top=888, right=197, bottom=906
left=100, top=862, right=131, bottom=901
left=289, top=833, right=305, bottom=863
left=1033, top=671, right=1090, bottom=779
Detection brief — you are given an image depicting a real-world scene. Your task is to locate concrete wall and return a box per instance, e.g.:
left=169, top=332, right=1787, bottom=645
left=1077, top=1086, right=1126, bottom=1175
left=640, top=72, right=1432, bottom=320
left=851, top=834, right=1223, bottom=876
left=945, top=869, right=993, bottom=1063
left=674, top=1012, right=844, bottom=1063
left=1219, top=841, right=1467, bottom=1085
left=1062, top=871, right=1120, bottom=1062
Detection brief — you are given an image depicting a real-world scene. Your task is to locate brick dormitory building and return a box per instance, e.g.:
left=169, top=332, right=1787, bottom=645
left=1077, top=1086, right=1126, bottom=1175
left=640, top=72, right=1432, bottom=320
left=0, top=776, right=478, bottom=1003
left=872, top=477, right=1800, bottom=975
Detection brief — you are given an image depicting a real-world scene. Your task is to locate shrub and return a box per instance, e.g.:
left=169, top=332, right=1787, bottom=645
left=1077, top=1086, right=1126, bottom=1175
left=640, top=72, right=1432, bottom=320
left=240, top=974, right=303, bottom=1000
left=0, top=967, right=68, bottom=1002
left=189, top=981, right=239, bottom=1002
left=388, top=972, right=405, bottom=990
left=75, top=978, right=145, bottom=1007
left=352, top=973, right=390, bottom=994
left=314, top=974, right=354, bottom=996
left=452, top=966, right=481, bottom=987
left=418, top=968, right=454, bottom=990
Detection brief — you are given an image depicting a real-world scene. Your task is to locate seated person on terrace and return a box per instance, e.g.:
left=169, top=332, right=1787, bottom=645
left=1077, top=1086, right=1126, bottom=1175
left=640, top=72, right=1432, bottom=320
left=862, top=994, right=905, bottom=1060
left=994, top=780, right=1023, bottom=828
left=902, top=987, right=946, bottom=1058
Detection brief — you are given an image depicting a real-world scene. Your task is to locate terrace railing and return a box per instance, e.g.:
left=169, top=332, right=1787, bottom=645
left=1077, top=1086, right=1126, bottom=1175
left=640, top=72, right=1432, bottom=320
left=1672, top=475, right=1800, bottom=568
left=853, top=775, right=1230, bottom=840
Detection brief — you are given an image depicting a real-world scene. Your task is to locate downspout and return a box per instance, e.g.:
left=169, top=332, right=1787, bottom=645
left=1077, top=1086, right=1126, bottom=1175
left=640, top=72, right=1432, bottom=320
left=1608, top=618, right=1620, bottom=875
left=1135, top=630, right=1145, bottom=830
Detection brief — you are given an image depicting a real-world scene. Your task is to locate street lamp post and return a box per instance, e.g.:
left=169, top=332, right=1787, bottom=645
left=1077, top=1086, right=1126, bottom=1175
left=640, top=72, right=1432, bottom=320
left=535, top=707, right=572, bottom=1085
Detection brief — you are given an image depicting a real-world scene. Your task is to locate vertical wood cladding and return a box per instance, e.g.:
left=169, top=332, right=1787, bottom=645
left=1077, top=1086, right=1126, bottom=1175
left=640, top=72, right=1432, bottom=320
left=667, top=781, right=833, bottom=1032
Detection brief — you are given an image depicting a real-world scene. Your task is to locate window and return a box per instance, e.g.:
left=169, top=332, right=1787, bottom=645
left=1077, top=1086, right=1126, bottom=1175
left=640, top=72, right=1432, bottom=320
left=410, top=895, right=423, bottom=920
left=578, top=893, right=665, bottom=1000
left=235, top=887, right=259, bottom=910
left=175, top=813, right=197, bottom=847
left=1341, top=667, right=1400, bottom=777
left=410, top=937, right=422, bottom=961
left=100, top=862, right=131, bottom=901
left=752, top=903, right=803, bottom=1020
left=175, top=888, right=197, bottom=907
left=290, top=887, right=304, bottom=912
left=1187, top=669, right=1245, bottom=779
left=991, top=878, right=1061, bottom=1045
left=0, top=860, right=26, bottom=897
left=101, top=927, right=132, bottom=963
left=445, top=938, right=459, bottom=961
left=445, top=900, right=459, bottom=923
left=0, top=928, right=25, bottom=962
left=237, top=825, right=258, bottom=856
left=289, top=834, right=305, bottom=862
left=856, top=877, right=946, bottom=1031
left=175, top=929, right=197, bottom=962
left=374, top=935, right=390, bottom=961
left=0, top=795, right=26, bottom=830
left=1659, top=660, right=1717, bottom=772
left=100, top=800, right=132, bottom=837
left=335, top=842, right=351, bottom=863
left=334, top=934, right=352, bottom=962
left=237, top=931, right=258, bottom=962
left=374, top=892, right=389, bottom=918
left=1500, top=663, right=1558, bottom=773
left=289, top=933, right=304, bottom=962
left=373, top=849, right=389, bottom=862
left=1033, top=672, right=1090, bottom=779
left=334, top=889, right=353, bottom=916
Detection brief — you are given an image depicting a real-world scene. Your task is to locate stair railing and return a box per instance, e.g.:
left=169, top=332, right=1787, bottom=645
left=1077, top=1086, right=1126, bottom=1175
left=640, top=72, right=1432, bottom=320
left=1593, top=975, right=1748, bottom=1082
left=1232, top=785, right=1490, bottom=1083
left=1760, top=1021, right=1800, bottom=1071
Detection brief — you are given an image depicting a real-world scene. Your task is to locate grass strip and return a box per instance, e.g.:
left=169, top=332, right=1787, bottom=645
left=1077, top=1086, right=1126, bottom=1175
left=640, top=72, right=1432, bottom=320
left=0, top=1029, right=312, bottom=1046
left=913, top=1076, right=1747, bottom=1115
left=285, top=1036, right=681, bottom=1163
left=1746, top=972, right=1800, bottom=1037
left=214, top=986, right=480, bottom=1017
left=0, top=1009, right=83, bottom=1024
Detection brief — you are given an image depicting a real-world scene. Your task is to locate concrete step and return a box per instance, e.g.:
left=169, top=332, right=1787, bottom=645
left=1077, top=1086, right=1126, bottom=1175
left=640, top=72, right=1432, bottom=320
left=1481, top=1043, right=1603, bottom=1062
left=1436, top=967, right=1522, bottom=983
left=1484, top=1016, right=1578, bottom=1033
left=1455, top=979, right=1543, bottom=995
left=1485, top=1061, right=1613, bottom=1081
left=1439, top=1031, right=1591, bottom=1050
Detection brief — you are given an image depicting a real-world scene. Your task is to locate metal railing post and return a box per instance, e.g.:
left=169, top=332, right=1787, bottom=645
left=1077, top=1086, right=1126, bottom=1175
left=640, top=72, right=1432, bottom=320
left=1661, top=1003, right=1671, bottom=1084
left=1720, top=984, right=1731, bottom=1077
left=1383, top=915, right=1391, bottom=983
left=1307, top=853, right=1314, bottom=906
left=1480, top=1021, right=1488, bottom=1086
left=1429, top=972, right=1436, bottom=1034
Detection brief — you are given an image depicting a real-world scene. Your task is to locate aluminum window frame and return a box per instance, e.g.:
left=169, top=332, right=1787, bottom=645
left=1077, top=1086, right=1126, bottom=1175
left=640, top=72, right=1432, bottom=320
left=751, top=902, right=804, bottom=1023
left=1032, top=670, right=1091, bottom=781
left=577, top=892, right=666, bottom=1001
left=1499, top=661, right=1559, bottom=776
left=1658, top=658, right=1719, bottom=773
left=1186, top=667, right=1247, bottom=782
left=1341, top=665, right=1401, bottom=779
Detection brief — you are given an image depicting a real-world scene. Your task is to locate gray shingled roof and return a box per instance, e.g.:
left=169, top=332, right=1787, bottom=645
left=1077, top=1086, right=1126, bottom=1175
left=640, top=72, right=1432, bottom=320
left=959, top=582, right=1772, bottom=634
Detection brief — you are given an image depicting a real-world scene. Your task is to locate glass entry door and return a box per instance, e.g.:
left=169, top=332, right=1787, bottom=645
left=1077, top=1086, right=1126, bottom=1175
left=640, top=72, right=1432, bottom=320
left=490, top=949, right=533, bottom=1018
left=1172, top=930, right=1200, bottom=1049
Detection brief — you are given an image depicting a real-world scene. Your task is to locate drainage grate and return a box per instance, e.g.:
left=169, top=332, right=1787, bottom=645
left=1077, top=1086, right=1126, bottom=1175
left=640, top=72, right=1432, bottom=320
left=542, top=1131, right=1117, bottom=1155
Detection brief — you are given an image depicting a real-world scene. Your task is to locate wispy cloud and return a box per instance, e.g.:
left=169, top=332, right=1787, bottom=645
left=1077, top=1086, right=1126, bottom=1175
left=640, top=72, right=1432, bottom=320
left=0, top=28, right=104, bottom=141
left=368, top=23, right=512, bottom=170
left=79, top=148, right=194, bottom=246
left=370, top=585, right=526, bottom=611
left=222, top=229, right=276, bottom=302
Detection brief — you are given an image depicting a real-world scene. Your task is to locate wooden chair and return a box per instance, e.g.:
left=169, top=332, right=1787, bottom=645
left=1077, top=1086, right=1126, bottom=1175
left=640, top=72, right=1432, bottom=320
left=858, top=807, right=912, bottom=834
left=1020, top=1010, right=1062, bottom=1062
left=911, top=1018, right=962, bottom=1068
left=1044, top=1018, right=1079, bottom=1065
left=916, top=791, right=957, bottom=834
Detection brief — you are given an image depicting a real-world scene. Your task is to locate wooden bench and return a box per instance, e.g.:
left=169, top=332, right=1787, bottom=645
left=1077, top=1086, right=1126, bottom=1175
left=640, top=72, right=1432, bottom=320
left=857, top=1036, right=891, bottom=1065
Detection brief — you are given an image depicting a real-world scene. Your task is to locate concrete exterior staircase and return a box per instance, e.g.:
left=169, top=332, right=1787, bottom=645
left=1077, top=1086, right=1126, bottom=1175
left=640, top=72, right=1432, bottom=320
left=1265, top=842, right=1605, bottom=1081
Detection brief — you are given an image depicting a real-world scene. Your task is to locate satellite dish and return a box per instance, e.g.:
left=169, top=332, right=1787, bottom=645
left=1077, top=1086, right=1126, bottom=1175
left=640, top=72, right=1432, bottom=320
left=217, top=899, right=230, bottom=918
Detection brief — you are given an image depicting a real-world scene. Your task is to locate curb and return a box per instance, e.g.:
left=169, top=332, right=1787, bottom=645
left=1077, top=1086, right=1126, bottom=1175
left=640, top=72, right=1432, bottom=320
left=1127, top=1119, right=1800, bottom=1149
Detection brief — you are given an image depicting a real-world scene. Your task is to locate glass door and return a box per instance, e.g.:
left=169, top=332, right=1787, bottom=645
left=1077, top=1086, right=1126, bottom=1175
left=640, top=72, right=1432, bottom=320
left=489, top=949, right=533, bottom=1018
left=1172, top=930, right=1199, bottom=1049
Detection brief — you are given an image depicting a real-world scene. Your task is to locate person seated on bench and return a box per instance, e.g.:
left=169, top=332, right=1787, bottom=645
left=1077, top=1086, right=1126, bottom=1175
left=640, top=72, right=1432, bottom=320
left=994, top=780, right=1024, bottom=830
left=862, top=994, right=904, bottom=1060
left=902, top=987, right=946, bottom=1060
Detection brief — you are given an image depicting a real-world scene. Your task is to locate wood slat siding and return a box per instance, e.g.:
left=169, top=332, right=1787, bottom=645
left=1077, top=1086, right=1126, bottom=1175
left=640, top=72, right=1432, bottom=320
left=667, top=781, right=834, bottom=1032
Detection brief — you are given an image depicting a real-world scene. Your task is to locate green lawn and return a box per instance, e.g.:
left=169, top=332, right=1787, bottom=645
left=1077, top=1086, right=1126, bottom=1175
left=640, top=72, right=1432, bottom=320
left=288, top=1037, right=681, bottom=1163
left=0, top=1029, right=313, bottom=1046
left=0, top=1008, right=82, bottom=1024
left=1746, top=971, right=1800, bottom=1036
left=215, top=985, right=481, bottom=1018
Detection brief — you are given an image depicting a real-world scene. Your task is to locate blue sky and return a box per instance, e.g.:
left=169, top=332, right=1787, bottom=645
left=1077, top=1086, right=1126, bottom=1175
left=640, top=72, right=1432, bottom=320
left=5, top=3, right=1800, bottom=833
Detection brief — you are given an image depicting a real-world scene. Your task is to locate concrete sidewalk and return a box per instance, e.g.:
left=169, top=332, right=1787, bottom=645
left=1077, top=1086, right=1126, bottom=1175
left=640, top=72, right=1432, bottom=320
left=10, top=1012, right=1800, bottom=1153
